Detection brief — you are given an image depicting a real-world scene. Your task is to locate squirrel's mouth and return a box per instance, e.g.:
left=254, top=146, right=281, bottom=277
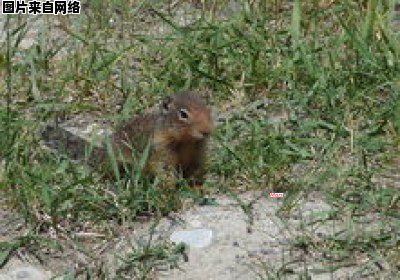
left=191, top=130, right=211, bottom=140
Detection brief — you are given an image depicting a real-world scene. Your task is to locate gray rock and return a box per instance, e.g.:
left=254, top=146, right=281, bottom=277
left=170, top=228, right=213, bottom=248
left=8, top=266, right=49, bottom=280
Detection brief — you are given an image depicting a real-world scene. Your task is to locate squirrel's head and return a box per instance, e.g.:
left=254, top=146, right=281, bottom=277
left=160, top=92, right=214, bottom=142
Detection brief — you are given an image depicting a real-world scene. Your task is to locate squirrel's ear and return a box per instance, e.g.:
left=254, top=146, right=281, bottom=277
left=160, top=96, right=173, bottom=113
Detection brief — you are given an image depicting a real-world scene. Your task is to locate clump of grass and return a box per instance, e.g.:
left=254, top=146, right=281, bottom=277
left=115, top=241, right=186, bottom=280
left=211, top=118, right=301, bottom=191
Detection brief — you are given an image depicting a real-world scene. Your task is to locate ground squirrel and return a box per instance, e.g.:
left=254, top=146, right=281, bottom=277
left=101, top=91, right=214, bottom=187
left=42, top=91, right=214, bottom=187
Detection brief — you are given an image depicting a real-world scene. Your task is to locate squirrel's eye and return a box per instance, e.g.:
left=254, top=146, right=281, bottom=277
left=178, top=109, right=190, bottom=120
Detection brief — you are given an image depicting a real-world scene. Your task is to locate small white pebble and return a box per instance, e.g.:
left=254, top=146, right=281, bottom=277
left=170, top=228, right=213, bottom=248
left=9, top=266, right=49, bottom=280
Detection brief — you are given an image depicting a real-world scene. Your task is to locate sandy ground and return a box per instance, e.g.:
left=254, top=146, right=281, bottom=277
left=2, top=191, right=387, bottom=279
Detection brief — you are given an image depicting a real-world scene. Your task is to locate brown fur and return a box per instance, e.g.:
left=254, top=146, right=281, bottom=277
left=111, top=91, right=214, bottom=186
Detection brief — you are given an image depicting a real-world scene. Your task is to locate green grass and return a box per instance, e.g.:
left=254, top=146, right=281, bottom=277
left=114, top=241, right=186, bottom=280
left=1, top=0, right=400, bottom=278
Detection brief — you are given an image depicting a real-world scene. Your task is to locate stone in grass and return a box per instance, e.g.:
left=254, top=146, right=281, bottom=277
left=7, top=265, right=50, bottom=280
left=170, top=228, right=213, bottom=249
